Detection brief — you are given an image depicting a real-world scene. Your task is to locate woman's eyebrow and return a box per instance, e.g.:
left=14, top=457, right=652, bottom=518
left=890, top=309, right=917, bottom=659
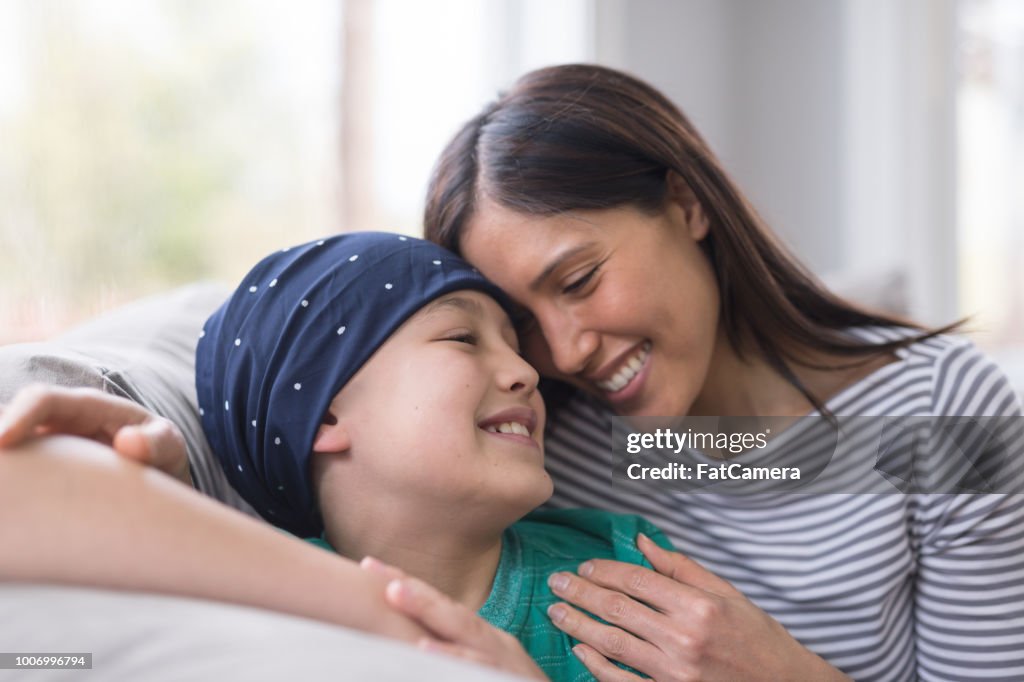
left=529, top=243, right=597, bottom=291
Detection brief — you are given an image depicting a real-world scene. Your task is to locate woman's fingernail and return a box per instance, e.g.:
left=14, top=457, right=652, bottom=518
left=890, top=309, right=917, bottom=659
left=578, top=561, right=593, bottom=577
left=548, top=573, right=570, bottom=592
left=547, top=603, right=567, bottom=624
left=360, top=556, right=380, bottom=570
left=385, top=579, right=409, bottom=603
left=572, top=644, right=586, bottom=662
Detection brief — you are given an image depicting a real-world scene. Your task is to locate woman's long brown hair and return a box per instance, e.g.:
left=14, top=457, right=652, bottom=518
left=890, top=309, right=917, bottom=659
left=423, top=64, right=958, bottom=416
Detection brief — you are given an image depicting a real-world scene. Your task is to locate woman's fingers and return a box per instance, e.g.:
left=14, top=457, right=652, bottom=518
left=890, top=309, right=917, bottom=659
left=112, top=419, right=191, bottom=484
left=1, top=385, right=138, bottom=445
left=359, top=556, right=406, bottom=582
left=546, top=601, right=661, bottom=673
left=548, top=567, right=678, bottom=645
left=636, top=532, right=737, bottom=596
left=384, top=575, right=488, bottom=645
left=554, top=537, right=843, bottom=681
left=0, top=385, right=97, bottom=446
left=570, top=644, right=646, bottom=682
left=0, top=385, right=191, bottom=484
left=384, top=575, right=549, bottom=680
left=417, top=637, right=494, bottom=667
left=550, top=550, right=722, bottom=621
left=544, top=542, right=759, bottom=679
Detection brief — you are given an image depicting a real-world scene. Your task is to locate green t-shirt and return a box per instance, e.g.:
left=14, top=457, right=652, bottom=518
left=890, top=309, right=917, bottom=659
left=480, top=508, right=673, bottom=681
left=310, top=508, right=673, bottom=682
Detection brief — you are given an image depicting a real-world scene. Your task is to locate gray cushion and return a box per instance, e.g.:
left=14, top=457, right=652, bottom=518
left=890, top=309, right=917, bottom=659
left=0, top=284, right=254, bottom=515
left=0, top=585, right=523, bottom=682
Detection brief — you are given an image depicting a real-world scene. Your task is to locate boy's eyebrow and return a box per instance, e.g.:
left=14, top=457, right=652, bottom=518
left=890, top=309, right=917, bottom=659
left=418, top=294, right=516, bottom=334
left=420, top=294, right=486, bottom=319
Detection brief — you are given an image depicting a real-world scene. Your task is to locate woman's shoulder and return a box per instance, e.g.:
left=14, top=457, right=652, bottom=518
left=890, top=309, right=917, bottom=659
left=841, top=326, right=1022, bottom=417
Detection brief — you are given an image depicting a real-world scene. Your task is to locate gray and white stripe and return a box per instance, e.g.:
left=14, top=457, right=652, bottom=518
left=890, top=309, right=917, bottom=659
left=542, top=331, right=1024, bottom=681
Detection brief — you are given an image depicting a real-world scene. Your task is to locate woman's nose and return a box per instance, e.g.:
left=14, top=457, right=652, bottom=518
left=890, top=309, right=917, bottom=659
left=543, top=314, right=599, bottom=377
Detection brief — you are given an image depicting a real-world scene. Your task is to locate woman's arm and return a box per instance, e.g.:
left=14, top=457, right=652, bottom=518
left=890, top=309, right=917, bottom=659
left=0, top=385, right=192, bottom=483
left=0, top=433, right=426, bottom=643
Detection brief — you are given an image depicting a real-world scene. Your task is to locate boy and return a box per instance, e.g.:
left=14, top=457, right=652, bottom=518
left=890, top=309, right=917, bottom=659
left=195, top=232, right=673, bottom=681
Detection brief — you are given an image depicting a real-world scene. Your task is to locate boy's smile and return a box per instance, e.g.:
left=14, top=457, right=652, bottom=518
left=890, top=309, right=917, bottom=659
left=478, top=406, right=539, bottom=450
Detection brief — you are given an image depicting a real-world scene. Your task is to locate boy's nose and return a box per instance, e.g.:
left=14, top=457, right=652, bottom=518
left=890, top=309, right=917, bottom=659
left=501, top=352, right=540, bottom=395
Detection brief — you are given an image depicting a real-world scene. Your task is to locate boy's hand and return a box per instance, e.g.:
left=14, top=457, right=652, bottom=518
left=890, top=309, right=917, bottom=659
left=0, top=385, right=192, bottom=485
left=360, top=557, right=549, bottom=681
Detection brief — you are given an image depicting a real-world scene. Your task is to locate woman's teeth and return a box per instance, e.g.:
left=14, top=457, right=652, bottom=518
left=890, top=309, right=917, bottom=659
left=598, top=342, right=651, bottom=392
left=484, top=422, right=531, bottom=437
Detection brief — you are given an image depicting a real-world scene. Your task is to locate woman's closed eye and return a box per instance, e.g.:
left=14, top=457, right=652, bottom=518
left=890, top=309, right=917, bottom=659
left=561, top=261, right=604, bottom=295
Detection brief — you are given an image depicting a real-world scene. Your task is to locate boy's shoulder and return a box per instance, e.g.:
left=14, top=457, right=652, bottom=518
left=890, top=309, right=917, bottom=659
left=513, top=507, right=674, bottom=566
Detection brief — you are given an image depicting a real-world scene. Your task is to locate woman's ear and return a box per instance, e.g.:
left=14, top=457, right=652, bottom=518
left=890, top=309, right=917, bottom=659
left=666, top=171, right=710, bottom=241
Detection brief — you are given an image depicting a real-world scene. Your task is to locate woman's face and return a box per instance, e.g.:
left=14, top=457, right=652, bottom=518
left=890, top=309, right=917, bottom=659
left=460, top=194, right=721, bottom=418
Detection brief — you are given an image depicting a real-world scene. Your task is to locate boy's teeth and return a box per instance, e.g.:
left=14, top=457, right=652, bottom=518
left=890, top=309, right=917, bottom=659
left=485, top=422, right=530, bottom=436
left=598, top=342, right=651, bottom=392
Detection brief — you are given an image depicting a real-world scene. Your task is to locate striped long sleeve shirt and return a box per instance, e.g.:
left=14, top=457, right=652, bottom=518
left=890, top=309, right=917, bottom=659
left=542, top=330, right=1024, bottom=681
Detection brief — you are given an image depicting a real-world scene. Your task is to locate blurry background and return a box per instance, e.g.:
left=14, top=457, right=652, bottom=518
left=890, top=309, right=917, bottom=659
left=1, top=0, right=1021, bottom=386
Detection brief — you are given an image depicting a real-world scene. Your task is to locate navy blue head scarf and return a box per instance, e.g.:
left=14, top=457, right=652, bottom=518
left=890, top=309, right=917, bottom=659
left=195, top=232, right=511, bottom=537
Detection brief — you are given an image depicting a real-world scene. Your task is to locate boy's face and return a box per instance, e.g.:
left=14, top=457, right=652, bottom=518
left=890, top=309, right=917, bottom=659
left=315, top=290, right=553, bottom=530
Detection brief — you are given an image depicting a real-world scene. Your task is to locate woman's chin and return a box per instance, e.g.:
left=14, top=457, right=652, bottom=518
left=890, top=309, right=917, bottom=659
left=611, top=392, right=696, bottom=421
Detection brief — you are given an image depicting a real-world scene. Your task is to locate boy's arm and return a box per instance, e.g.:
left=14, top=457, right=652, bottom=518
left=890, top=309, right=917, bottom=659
left=0, top=434, right=426, bottom=643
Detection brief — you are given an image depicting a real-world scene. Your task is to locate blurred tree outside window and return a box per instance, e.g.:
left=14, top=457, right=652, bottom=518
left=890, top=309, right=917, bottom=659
left=0, top=0, right=342, bottom=342
left=0, top=0, right=592, bottom=344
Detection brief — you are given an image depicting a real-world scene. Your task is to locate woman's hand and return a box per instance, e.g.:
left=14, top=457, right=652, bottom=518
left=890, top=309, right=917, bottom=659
left=360, top=557, right=549, bottom=681
left=0, top=385, right=192, bottom=485
left=545, top=533, right=850, bottom=682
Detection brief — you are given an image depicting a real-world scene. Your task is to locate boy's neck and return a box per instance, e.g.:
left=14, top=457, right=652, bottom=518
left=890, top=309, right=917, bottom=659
left=323, top=513, right=505, bottom=611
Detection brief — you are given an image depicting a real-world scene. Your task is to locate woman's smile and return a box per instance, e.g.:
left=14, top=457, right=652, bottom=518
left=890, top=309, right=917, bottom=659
left=592, top=340, right=651, bottom=397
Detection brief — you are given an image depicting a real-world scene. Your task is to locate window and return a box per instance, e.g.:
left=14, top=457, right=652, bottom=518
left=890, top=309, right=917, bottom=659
left=957, top=0, right=1024, bottom=379
left=0, top=0, right=342, bottom=342
left=1, top=0, right=592, bottom=344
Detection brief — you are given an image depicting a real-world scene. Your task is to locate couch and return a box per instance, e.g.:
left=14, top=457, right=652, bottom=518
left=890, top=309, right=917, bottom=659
left=0, top=284, right=521, bottom=681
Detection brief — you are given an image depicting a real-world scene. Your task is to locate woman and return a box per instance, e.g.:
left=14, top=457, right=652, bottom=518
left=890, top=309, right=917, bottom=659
left=409, top=64, right=1024, bottom=681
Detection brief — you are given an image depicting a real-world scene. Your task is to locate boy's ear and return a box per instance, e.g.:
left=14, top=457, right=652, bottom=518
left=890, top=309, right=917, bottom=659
left=312, top=414, right=351, bottom=454
left=666, top=171, right=710, bottom=241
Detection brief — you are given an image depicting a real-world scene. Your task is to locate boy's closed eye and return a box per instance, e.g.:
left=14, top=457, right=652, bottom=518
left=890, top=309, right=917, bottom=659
left=442, top=331, right=478, bottom=345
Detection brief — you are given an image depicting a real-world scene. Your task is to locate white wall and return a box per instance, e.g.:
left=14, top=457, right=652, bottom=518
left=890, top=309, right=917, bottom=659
left=593, top=0, right=958, bottom=323
left=594, top=0, right=737, bottom=166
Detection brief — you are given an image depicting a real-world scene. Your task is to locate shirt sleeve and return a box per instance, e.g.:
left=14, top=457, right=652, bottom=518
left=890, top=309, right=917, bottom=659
left=912, top=340, right=1024, bottom=681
